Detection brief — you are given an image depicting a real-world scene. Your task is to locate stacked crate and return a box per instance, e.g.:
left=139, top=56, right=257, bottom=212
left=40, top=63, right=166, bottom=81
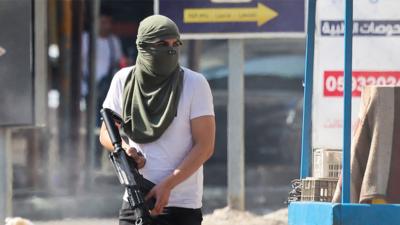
left=301, top=177, right=338, bottom=202
left=300, top=149, right=342, bottom=202
left=313, top=149, right=342, bottom=179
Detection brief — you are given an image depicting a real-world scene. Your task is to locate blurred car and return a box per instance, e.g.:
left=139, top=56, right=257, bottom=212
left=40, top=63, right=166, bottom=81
left=202, top=54, right=305, bottom=165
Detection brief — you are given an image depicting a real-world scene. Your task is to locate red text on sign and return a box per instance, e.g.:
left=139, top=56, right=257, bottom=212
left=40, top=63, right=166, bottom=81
left=323, top=71, right=400, bottom=97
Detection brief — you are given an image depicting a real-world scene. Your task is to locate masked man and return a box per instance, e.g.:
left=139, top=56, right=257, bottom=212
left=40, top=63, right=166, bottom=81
left=99, top=15, right=215, bottom=225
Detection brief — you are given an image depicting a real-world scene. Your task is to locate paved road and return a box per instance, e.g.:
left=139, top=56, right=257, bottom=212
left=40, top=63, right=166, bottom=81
left=33, top=207, right=288, bottom=225
left=34, top=219, right=118, bottom=225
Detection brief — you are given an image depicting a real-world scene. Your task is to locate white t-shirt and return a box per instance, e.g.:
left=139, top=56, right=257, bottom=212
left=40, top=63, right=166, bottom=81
left=102, top=66, right=214, bottom=209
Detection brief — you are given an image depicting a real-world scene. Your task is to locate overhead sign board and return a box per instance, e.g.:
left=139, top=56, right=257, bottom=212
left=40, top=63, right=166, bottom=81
left=155, top=0, right=305, bottom=39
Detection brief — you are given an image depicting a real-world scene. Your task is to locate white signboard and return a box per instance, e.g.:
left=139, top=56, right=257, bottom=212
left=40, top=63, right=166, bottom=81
left=313, top=0, right=400, bottom=149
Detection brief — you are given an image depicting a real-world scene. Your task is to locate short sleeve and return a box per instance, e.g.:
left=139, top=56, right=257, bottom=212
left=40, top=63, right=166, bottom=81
left=102, top=68, right=130, bottom=117
left=190, top=74, right=215, bottom=119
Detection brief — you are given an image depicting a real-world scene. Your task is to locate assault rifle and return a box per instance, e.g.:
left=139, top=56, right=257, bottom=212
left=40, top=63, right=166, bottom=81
left=100, top=108, right=156, bottom=225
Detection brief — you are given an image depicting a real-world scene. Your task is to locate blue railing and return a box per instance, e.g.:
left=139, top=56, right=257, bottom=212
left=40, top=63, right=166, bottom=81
left=300, top=0, right=353, bottom=203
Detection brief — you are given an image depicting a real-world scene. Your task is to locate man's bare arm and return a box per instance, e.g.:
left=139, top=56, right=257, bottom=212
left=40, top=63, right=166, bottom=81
left=146, top=115, right=215, bottom=214
left=99, top=122, right=118, bottom=151
left=166, top=115, right=215, bottom=187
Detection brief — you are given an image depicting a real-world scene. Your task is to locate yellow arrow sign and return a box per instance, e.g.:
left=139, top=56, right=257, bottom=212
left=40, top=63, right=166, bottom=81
left=183, top=3, right=278, bottom=27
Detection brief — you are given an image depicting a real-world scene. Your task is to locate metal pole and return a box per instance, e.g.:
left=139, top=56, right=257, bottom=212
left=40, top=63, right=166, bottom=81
left=86, top=0, right=100, bottom=185
left=227, top=39, right=245, bottom=210
left=34, top=0, right=48, bottom=127
left=33, top=0, right=48, bottom=191
left=187, top=40, right=202, bottom=72
left=154, top=0, right=160, bottom=14
left=47, top=0, right=59, bottom=193
left=0, top=128, right=12, bottom=221
left=59, top=0, right=75, bottom=193
left=300, top=0, right=316, bottom=179
left=342, top=0, right=353, bottom=204
left=71, top=0, right=84, bottom=193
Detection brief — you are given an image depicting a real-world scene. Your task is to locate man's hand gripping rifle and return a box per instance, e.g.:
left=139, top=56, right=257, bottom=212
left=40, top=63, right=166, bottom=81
left=100, top=108, right=156, bottom=225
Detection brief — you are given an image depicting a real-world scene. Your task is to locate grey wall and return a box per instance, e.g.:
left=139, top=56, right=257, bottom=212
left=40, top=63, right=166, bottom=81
left=0, top=0, right=34, bottom=126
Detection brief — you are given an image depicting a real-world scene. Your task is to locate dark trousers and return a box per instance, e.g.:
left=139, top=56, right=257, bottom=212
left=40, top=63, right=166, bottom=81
left=119, top=201, right=203, bottom=225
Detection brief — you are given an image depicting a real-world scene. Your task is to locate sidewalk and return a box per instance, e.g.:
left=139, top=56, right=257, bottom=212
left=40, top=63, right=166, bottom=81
left=33, top=207, right=288, bottom=225
left=17, top=164, right=295, bottom=224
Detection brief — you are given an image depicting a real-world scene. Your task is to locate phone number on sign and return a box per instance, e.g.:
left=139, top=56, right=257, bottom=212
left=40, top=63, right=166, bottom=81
left=324, top=71, right=400, bottom=97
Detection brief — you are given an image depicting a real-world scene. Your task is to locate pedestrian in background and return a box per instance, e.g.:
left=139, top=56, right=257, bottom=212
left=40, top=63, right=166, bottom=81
left=82, top=8, right=124, bottom=168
